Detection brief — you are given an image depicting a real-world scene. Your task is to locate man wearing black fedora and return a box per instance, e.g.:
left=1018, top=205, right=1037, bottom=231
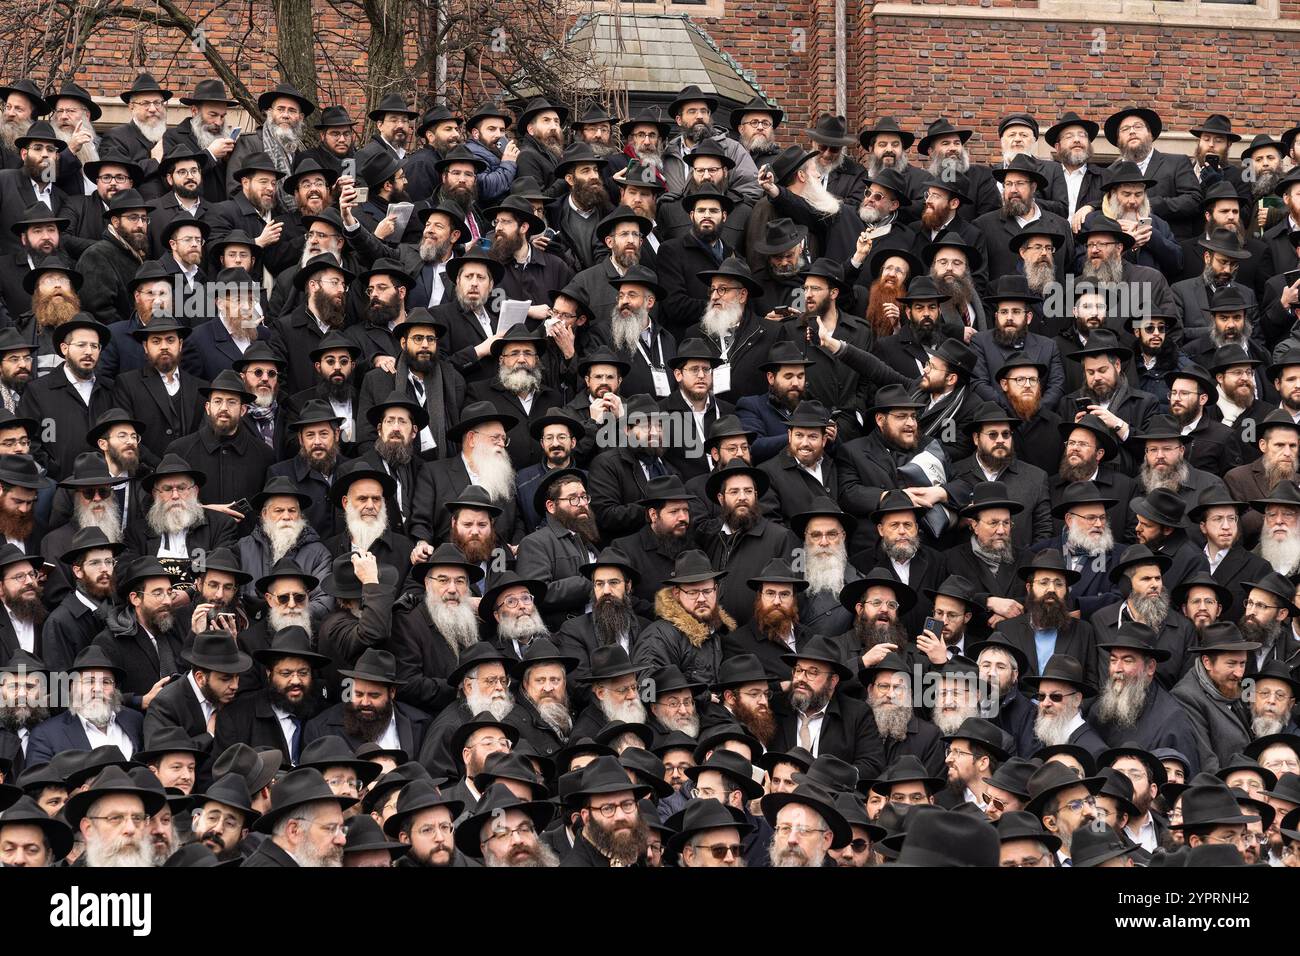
left=0, top=546, right=43, bottom=665
left=1092, top=543, right=1196, bottom=690
left=142, top=630, right=251, bottom=748
left=1088, top=621, right=1201, bottom=774
left=654, top=337, right=735, bottom=480
left=515, top=468, right=600, bottom=629
left=1224, top=409, right=1300, bottom=547
left=1051, top=412, right=1136, bottom=540
left=944, top=481, right=1029, bottom=609
left=240, top=766, right=351, bottom=868
left=551, top=547, right=650, bottom=688
left=768, top=634, right=883, bottom=781
left=558, top=753, right=654, bottom=866
left=27, top=646, right=144, bottom=765
left=1170, top=621, right=1259, bottom=773
left=912, top=336, right=981, bottom=462
left=757, top=399, right=839, bottom=520
left=1169, top=781, right=1260, bottom=857
left=998, top=550, right=1100, bottom=681
left=303, top=648, right=429, bottom=759
left=1022, top=653, right=1107, bottom=759
left=213, top=625, right=327, bottom=762
left=384, top=779, right=472, bottom=867
left=1132, top=486, right=1211, bottom=595
left=856, top=491, right=946, bottom=638
left=632, top=549, right=733, bottom=688
left=861, top=651, right=944, bottom=775
left=91, top=557, right=186, bottom=709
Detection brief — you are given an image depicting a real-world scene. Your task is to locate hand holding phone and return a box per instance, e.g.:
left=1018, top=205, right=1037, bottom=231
left=924, top=616, right=944, bottom=639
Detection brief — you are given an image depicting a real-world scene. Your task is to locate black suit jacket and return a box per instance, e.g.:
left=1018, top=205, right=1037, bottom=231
left=18, top=369, right=117, bottom=480
left=998, top=613, right=1100, bottom=688
left=112, top=367, right=208, bottom=459
left=301, top=699, right=431, bottom=758
left=658, top=391, right=734, bottom=481
left=464, top=379, right=565, bottom=471
left=410, top=453, right=525, bottom=545
left=758, top=449, right=837, bottom=527
left=770, top=692, right=884, bottom=781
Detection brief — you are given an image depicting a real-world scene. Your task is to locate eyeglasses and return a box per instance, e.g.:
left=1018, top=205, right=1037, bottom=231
left=1066, top=512, right=1108, bottom=525
left=484, top=821, right=536, bottom=842
left=431, top=574, right=470, bottom=588
left=861, top=599, right=900, bottom=611
left=4, top=570, right=37, bottom=584
left=791, top=665, right=825, bottom=681
left=740, top=119, right=774, bottom=129
left=1001, top=853, right=1049, bottom=867
left=97, top=173, right=132, bottom=184
left=415, top=822, right=454, bottom=838
left=474, top=431, right=510, bottom=447
left=497, top=593, right=534, bottom=610
left=1056, top=796, right=1098, bottom=814
left=249, top=368, right=278, bottom=379
left=1006, top=376, right=1039, bottom=387
left=156, top=482, right=196, bottom=496
left=846, top=838, right=871, bottom=853
left=1030, top=691, right=1080, bottom=704
left=695, top=842, right=742, bottom=860
left=271, top=592, right=309, bottom=606
left=86, top=813, right=149, bottom=827
left=590, top=799, right=637, bottom=818
left=677, top=585, right=716, bottom=599
left=555, top=493, right=590, bottom=506
left=1244, top=599, right=1280, bottom=612
left=773, top=823, right=827, bottom=838
left=947, top=748, right=980, bottom=762
left=82, top=557, right=116, bottom=571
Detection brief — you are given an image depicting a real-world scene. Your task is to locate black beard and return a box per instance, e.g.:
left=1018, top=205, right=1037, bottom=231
left=854, top=618, right=908, bottom=650
left=1027, top=593, right=1069, bottom=631
left=370, top=299, right=401, bottom=327
left=722, top=501, right=760, bottom=534
left=993, top=325, right=1027, bottom=348
left=593, top=594, right=637, bottom=646
left=302, top=444, right=339, bottom=475
left=324, top=376, right=352, bottom=401
left=268, top=681, right=318, bottom=719
left=406, top=349, right=435, bottom=375
left=1240, top=618, right=1281, bottom=652
left=651, top=528, right=690, bottom=558
left=6, top=593, right=46, bottom=627
left=581, top=811, right=648, bottom=865
left=311, top=291, right=346, bottom=330
left=343, top=698, right=394, bottom=741
left=0, top=703, right=48, bottom=732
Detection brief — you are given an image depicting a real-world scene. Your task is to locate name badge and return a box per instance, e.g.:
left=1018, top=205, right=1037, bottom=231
left=651, top=367, right=671, bottom=397
left=713, top=363, right=732, bottom=395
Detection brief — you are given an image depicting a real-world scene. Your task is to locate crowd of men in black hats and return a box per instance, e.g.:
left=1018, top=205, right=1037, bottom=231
left=1, top=70, right=1299, bottom=868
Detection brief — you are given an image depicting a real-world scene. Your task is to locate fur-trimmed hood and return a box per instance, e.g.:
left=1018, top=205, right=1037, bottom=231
left=654, top=587, right=736, bottom=648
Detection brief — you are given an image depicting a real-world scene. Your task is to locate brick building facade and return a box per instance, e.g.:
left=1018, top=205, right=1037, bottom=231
left=7, top=0, right=1298, bottom=160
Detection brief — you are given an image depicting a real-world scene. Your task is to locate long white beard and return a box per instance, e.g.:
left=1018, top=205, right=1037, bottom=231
left=534, top=696, right=574, bottom=736
left=268, top=604, right=312, bottom=636
left=658, top=710, right=700, bottom=736
left=135, top=118, right=167, bottom=143
left=71, top=691, right=121, bottom=729
left=75, top=496, right=123, bottom=543
left=1033, top=706, right=1080, bottom=746
left=805, top=545, right=847, bottom=595
left=483, top=840, right=561, bottom=868
left=1065, top=522, right=1114, bottom=558
left=933, top=702, right=977, bottom=736
left=470, top=446, right=516, bottom=503
left=148, top=496, right=204, bottom=536
left=1095, top=672, right=1150, bottom=728
left=271, top=120, right=304, bottom=152
left=266, top=518, right=306, bottom=563
left=427, top=593, right=480, bottom=650
left=929, top=149, right=970, bottom=177
left=56, top=121, right=99, bottom=163
left=191, top=117, right=231, bottom=150
left=346, top=503, right=388, bottom=552
left=85, top=833, right=155, bottom=868
left=597, top=695, right=646, bottom=724
left=800, top=174, right=842, bottom=217
left=1261, top=532, right=1300, bottom=576
left=465, top=687, right=514, bottom=722
left=701, top=301, right=743, bottom=340
left=871, top=701, right=912, bottom=741
left=496, top=610, right=549, bottom=644
left=610, top=306, right=647, bottom=354
left=1253, top=715, right=1285, bottom=737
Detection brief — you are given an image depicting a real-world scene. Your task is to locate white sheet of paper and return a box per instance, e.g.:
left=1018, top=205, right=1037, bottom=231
left=713, top=363, right=732, bottom=395
left=651, top=367, right=671, bottom=397
left=496, top=299, right=532, bottom=335
left=386, top=202, right=415, bottom=234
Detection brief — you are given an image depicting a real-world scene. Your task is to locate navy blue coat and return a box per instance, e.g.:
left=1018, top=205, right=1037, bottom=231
left=26, top=707, right=144, bottom=767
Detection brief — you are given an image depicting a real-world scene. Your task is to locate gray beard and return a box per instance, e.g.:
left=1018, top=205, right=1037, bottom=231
left=265, top=518, right=306, bottom=564
left=1033, top=705, right=1080, bottom=746
left=1253, top=715, right=1285, bottom=737
left=0, top=118, right=30, bottom=152
left=610, top=306, right=647, bottom=354
left=804, top=545, right=848, bottom=595
left=1082, top=256, right=1124, bottom=285
left=770, top=841, right=826, bottom=868
left=71, top=690, right=122, bottom=729
left=465, top=688, right=514, bottom=722
left=1024, top=258, right=1056, bottom=294
left=1252, top=169, right=1281, bottom=199
left=1261, top=532, right=1300, bottom=576
left=871, top=701, right=912, bottom=741
left=701, top=301, right=743, bottom=340
left=973, top=537, right=1015, bottom=565
left=658, top=710, right=700, bottom=737
left=1127, top=590, right=1170, bottom=628
left=858, top=204, right=888, bottom=226
left=483, top=839, right=561, bottom=868
left=1209, top=320, right=1252, bottom=351
left=933, top=271, right=977, bottom=314
left=1140, top=460, right=1189, bottom=494
left=498, top=364, right=542, bottom=396
left=271, top=120, right=303, bottom=152
left=345, top=504, right=388, bottom=552
left=147, top=496, right=204, bottom=536
left=496, top=610, right=550, bottom=645
left=419, top=238, right=452, bottom=264
left=883, top=535, right=919, bottom=563
left=74, top=496, right=123, bottom=542
left=867, top=153, right=909, bottom=178
left=426, top=593, right=480, bottom=650
left=191, top=117, right=231, bottom=150
left=533, top=696, right=574, bottom=737
left=800, top=174, right=842, bottom=217
left=1119, top=142, right=1153, bottom=164
left=597, top=694, right=646, bottom=724
left=928, top=149, right=970, bottom=177
left=933, top=702, right=977, bottom=736
left=1066, top=522, right=1114, bottom=557
left=1095, top=671, right=1151, bottom=728
left=134, top=117, right=167, bottom=143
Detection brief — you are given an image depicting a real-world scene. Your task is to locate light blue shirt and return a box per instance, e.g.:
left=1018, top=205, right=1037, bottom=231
left=1034, top=628, right=1058, bottom=672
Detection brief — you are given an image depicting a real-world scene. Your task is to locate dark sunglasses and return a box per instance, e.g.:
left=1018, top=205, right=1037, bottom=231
left=847, top=838, right=872, bottom=853
left=271, top=592, right=309, bottom=606
left=78, top=487, right=114, bottom=501
left=698, top=843, right=742, bottom=861
left=1030, top=691, right=1078, bottom=704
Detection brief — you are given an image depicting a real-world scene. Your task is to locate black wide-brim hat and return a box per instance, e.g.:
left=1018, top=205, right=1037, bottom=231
left=760, top=783, right=852, bottom=848
left=1103, top=106, right=1162, bottom=146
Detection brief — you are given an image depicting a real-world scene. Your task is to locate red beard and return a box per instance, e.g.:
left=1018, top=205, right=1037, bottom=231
left=865, top=275, right=903, bottom=338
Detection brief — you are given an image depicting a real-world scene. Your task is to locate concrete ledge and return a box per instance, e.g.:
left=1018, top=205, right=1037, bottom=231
left=870, top=1, right=1292, bottom=32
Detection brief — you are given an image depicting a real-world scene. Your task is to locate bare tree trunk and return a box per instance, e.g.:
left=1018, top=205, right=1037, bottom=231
left=271, top=0, right=319, bottom=113
left=362, top=0, right=408, bottom=118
